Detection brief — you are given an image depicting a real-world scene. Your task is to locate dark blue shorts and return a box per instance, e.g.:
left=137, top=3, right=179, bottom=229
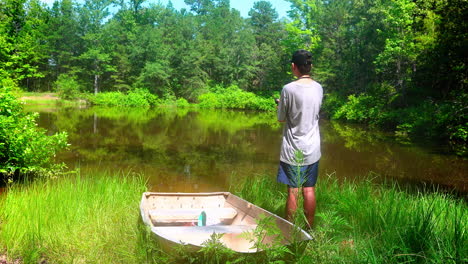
left=277, top=161, right=319, bottom=188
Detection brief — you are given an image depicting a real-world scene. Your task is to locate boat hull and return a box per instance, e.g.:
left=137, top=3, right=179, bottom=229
left=140, top=192, right=312, bottom=254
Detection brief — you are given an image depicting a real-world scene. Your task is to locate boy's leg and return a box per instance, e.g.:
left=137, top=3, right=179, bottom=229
left=303, top=186, right=316, bottom=228
left=286, top=187, right=299, bottom=222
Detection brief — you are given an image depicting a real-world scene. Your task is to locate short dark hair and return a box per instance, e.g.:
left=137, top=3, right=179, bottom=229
left=291, top=50, right=312, bottom=75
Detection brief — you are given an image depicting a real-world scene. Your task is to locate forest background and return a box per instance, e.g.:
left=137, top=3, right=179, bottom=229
left=1, top=0, right=467, bottom=154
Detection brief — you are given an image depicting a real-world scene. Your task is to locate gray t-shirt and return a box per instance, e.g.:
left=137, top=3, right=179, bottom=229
left=277, top=80, right=323, bottom=166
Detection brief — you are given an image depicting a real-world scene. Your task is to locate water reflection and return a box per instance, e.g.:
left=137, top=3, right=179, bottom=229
left=320, top=121, right=467, bottom=193
left=26, top=105, right=467, bottom=194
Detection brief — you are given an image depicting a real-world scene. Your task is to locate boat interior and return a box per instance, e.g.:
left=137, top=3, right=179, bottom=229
left=141, top=192, right=310, bottom=253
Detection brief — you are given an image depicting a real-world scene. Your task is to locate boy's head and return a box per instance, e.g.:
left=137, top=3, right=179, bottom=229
left=291, top=50, right=312, bottom=75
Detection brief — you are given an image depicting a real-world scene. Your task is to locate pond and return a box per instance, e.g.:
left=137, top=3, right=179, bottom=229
left=27, top=105, right=467, bottom=194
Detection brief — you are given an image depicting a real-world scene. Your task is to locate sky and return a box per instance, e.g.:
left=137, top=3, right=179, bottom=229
left=39, top=0, right=293, bottom=19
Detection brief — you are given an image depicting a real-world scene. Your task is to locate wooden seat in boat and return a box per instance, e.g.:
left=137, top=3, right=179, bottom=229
left=152, top=224, right=256, bottom=235
left=149, top=208, right=238, bottom=224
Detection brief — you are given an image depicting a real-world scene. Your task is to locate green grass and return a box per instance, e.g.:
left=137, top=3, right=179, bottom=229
left=0, top=171, right=150, bottom=264
left=0, top=172, right=466, bottom=263
left=232, top=173, right=467, bottom=263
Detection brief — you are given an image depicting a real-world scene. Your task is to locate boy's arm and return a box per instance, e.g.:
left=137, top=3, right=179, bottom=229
left=277, top=89, right=287, bottom=123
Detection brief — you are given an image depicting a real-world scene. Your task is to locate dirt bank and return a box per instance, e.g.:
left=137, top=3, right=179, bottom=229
left=20, top=93, right=60, bottom=101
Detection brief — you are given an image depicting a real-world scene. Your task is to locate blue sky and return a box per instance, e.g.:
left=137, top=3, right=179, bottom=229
left=39, top=0, right=292, bottom=19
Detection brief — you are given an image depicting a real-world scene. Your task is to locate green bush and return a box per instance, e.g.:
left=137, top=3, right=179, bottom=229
left=321, top=92, right=346, bottom=118
left=176, top=97, right=190, bottom=107
left=390, top=100, right=467, bottom=155
left=198, top=85, right=275, bottom=111
left=125, top=89, right=155, bottom=107
left=54, top=74, right=81, bottom=100
left=88, top=90, right=195, bottom=108
left=0, top=82, right=68, bottom=179
left=89, top=89, right=158, bottom=107
left=325, top=90, right=467, bottom=154
left=438, top=95, right=468, bottom=145
left=333, top=94, right=385, bottom=123
left=89, top=91, right=125, bottom=106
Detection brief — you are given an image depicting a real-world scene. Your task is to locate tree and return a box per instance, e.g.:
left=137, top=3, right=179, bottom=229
left=184, top=0, right=259, bottom=90
left=285, top=0, right=387, bottom=94
left=248, top=1, right=287, bottom=91
left=77, top=0, right=114, bottom=94
left=0, top=0, right=49, bottom=88
left=249, top=1, right=278, bottom=45
left=394, top=0, right=468, bottom=101
left=47, top=0, right=82, bottom=80
left=374, top=0, right=418, bottom=104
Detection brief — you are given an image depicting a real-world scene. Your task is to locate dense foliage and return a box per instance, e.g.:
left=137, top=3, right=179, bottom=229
left=88, top=88, right=158, bottom=107
left=0, top=0, right=289, bottom=96
left=290, top=0, right=467, bottom=152
left=54, top=73, right=82, bottom=100
left=0, top=80, right=68, bottom=179
left=0, top=0, right=466, bottom=151
left=198, top=85, right=276, bottom=111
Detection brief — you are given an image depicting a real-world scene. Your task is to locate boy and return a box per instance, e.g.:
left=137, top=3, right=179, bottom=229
left=277, top=49, right=323, bottom=228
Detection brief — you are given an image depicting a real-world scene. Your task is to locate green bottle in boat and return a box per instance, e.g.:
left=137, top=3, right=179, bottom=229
left=197, top=211, right=206, bottom=226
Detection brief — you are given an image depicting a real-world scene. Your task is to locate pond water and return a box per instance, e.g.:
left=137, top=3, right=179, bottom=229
left=26, top=105, right=467, bottom=194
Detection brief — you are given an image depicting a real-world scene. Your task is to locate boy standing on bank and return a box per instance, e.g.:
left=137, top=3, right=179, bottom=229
left=277, top=49, right=323, bottom=228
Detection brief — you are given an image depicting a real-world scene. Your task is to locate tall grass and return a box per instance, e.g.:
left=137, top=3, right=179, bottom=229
left=0, top=171, right=148, bottom=264
left=232, top=173, right=467, bottom=263
left=1, top=171, right=465, bottom=263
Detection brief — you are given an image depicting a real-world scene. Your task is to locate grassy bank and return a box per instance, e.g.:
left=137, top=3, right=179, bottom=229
left=1, top=172, right=465, bottom=263
left=0, top=172, right=149, bottom=263
left=234, top=174, right=467, bottom=263
left=20, top=86, right=277, bottom=111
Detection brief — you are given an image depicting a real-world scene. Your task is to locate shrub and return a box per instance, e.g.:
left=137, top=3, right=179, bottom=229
left=176, top=97, right=190, bottom=107
left=89, top=91, right=125, bottom=106
left=0, top=81, right=68, bottom=179
left=333, top=94, right=385, bottom=123
left=329, top=91, right=467, bottom=155
left=125, top=89, right=154, bottom=107
left=321, top=92, right=346, bottom=118
left=197, top=85, right=275, bottom=111
left=89, top=89, right=158, bottom=107
left=437, top=94, right=468, bottom=146
left=55, top=74, right=81, bottom=100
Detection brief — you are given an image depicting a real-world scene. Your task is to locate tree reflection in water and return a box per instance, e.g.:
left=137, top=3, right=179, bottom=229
left=27, top=105, right=467, bottom=194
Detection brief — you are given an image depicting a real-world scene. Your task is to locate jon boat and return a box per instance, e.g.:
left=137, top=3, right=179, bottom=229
left=140, top=192, right=312, bottom=253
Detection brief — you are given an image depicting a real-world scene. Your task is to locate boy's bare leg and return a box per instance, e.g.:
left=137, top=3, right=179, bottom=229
left=303, top=186, right=316, bottom=228
left=286, top=187, right=299, bottom=222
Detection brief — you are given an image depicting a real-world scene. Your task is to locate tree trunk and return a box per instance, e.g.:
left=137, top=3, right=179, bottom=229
left=94, top=74, right=99, bottom=95
left=396, top=58, right=406, bottom=105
